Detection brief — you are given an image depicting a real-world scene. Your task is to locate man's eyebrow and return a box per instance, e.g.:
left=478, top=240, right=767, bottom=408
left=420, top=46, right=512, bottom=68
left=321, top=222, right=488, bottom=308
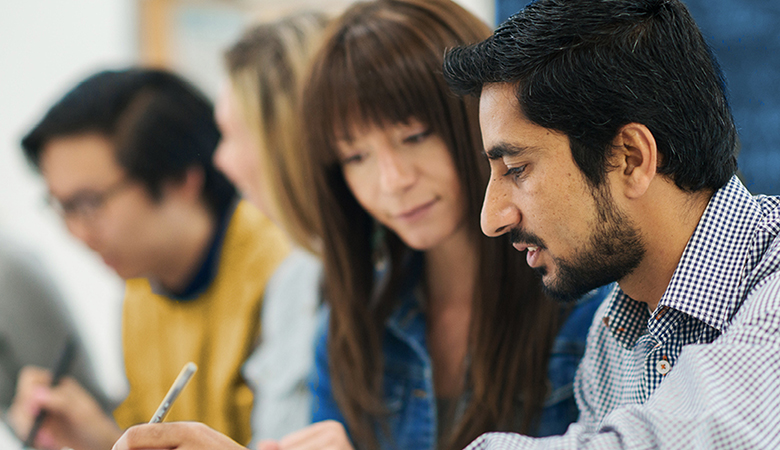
left=483, top=143, right=536, bottom=160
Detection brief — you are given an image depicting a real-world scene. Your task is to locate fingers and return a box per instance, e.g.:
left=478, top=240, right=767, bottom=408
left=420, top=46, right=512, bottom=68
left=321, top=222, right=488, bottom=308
left=257, top=440, right=280, bottom=450
left=43, top=376, right=101, bottom=417
left=114, top=421, right=352, bottom=450
left=9, top=369, right=120, bottom=450
left=16, top=366, right=53, bottom=410
left=277, top=421, right=353, bottom=450
left=35, top=428, right=60, bottom=450
left=114, top=423, right=187, bottom=450
left=114, top=422, right=244, bottom=450
left=7, top=366, right=53, bottom=437
left=18, top=366, right=54, bottom=387
left=17, top=375, right=105, bottom=431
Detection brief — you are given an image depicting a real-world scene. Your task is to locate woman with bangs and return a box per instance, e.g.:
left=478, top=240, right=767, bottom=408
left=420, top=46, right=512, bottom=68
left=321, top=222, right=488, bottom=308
left=281, top=1, right=611, bottom=450
left=111, top=1, right=611, bottom=450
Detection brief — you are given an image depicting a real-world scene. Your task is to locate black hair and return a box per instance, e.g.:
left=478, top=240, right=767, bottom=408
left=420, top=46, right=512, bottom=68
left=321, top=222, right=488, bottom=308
left=443, top=0, right=738, bottom=192
left=22, top=68, right=236, bottom=215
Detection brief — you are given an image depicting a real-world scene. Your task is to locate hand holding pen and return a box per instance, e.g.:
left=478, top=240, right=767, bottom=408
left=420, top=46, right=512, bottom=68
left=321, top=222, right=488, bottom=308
left=6, top=338, right=123, bottom=450
left=23, top=338, right=77, bottom=448
left=111, top=362, right=249, bottom=450
left=148, top=362, right=197, bottom=424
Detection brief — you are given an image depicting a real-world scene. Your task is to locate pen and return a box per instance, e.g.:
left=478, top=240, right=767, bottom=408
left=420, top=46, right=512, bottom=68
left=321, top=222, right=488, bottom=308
left=23, top=337, right=77, bottom=448
left=148, top=362, right=197, bottom=423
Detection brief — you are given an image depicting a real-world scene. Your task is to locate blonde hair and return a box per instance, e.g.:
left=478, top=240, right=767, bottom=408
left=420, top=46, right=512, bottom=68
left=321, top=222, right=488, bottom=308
left=224, top=11, right=328, bottom=252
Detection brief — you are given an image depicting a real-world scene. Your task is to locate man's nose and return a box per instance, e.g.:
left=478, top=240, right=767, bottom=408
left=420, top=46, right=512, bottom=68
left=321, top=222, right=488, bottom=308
left=481, top=177, right=521, bottom=237
left=65, top=216, right=101, bottom=252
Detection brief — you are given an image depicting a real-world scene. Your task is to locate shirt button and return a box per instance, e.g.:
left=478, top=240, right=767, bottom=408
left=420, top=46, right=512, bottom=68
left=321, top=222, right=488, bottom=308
left=413, top=389, right=427, bottom=398
left=656, top=360, right=671, bottom=375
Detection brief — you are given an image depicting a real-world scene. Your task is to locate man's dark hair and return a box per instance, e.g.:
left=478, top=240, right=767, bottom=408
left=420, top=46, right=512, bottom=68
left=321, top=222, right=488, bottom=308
left=22, top=68, right=236, bottom=215
left=443, top=0, right=738, bottom=192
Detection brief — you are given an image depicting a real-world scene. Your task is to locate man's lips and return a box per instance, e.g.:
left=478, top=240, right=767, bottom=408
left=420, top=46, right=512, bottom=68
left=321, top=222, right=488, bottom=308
left=512, top=243, right=541, bottom=252
left=513, top=243, right=543, bottom=268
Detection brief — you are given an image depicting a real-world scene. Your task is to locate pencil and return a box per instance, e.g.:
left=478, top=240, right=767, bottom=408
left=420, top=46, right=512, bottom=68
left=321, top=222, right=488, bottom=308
left=148, top=362, right=197, bottom=423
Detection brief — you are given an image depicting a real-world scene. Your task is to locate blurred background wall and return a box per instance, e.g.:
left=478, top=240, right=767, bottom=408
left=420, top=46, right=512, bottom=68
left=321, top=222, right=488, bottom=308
left=0, top=0, right=493, bottom=402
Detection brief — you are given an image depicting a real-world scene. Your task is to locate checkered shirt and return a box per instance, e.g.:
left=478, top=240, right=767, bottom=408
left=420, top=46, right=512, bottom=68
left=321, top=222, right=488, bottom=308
left=466, top=176, right=780, bottom=449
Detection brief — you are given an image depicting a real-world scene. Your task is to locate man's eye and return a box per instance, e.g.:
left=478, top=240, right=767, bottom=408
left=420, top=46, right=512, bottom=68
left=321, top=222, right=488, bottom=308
left=503, top=166, right=526, bottom=179
left=73, top=194, right=104, bottom=213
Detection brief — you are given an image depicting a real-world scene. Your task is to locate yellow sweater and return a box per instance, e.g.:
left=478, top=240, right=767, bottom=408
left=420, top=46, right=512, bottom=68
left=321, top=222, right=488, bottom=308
left=113, top=201, right=290, bottom=445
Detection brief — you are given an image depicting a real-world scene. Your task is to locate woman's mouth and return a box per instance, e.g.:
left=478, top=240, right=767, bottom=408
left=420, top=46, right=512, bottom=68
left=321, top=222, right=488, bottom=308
left=396, top=198, right=437, bottom=221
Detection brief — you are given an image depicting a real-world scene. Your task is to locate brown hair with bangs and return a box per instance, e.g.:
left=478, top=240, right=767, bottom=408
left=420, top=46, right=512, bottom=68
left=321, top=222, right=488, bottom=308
left=303, top=1, right=564, bottom=449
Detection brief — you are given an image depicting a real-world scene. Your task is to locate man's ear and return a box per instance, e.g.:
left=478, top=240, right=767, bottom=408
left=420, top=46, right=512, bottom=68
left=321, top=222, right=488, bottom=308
left=610, top=123, right=657, bottom=199
left=166, top=166, right=205, bottom=203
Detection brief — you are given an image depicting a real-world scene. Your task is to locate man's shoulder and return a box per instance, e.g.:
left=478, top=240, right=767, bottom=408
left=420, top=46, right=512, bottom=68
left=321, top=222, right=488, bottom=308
left=747, top=193, right=780, bottom=295
left=725, top=224, right=780, bottom=340
left=747, top=232, right=780, bottom=301
left=722, top=270, right=780, bottom=349
left=222, top=200, right=290, bottom=267
left=754, top=193, right=780, bottom=228
left=124, top=277, right=152, bottom=295
left=714, top=192, right=780, bottom=324
left=228, top=200, right=283, bottom=239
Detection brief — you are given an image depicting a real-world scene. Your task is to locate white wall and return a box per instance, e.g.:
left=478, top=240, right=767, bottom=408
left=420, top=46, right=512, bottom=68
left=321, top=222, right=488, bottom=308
left=0, top=0, right=137, bottom=400
left=457, top=0, right=495, bottom=26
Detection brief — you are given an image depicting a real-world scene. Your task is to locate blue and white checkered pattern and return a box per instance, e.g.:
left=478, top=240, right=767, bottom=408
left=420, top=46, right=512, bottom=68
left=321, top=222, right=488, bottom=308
left=466, top=177, right=780, bottom=449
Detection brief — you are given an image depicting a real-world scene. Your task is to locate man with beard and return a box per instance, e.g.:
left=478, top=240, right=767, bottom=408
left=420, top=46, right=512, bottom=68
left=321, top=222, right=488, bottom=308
left=444, top=0, right=780, bottom=448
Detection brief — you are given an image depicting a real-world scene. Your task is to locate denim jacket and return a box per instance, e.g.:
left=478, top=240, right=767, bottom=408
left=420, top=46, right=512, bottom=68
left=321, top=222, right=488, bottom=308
left=310, top=259, right=614, bottom=450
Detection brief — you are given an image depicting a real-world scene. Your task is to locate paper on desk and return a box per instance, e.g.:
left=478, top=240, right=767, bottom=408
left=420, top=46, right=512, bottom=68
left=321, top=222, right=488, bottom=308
left=0, top=419, right=23, bottom=450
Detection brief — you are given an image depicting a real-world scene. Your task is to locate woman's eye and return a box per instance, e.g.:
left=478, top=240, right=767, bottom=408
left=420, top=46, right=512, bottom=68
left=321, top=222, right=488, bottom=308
left=403, top=128, right=432, bottom=144
left=341, top=153, right=365, bottom=165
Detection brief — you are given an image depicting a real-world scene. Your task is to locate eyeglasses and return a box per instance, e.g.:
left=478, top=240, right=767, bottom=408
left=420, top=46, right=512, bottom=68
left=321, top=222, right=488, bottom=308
left=47, top=178, right=132, bottom=222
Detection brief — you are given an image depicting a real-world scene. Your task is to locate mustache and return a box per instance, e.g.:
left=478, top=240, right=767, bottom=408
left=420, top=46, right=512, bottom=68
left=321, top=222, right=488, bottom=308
left=509, top=228, right=546, bottom=249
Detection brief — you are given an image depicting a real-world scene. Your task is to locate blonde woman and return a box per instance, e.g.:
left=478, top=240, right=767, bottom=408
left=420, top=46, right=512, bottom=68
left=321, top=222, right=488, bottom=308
left=212, top=12, right=328, bottom=446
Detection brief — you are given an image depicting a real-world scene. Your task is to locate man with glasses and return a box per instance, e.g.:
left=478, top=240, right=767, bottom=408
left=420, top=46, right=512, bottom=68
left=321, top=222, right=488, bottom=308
left=7, top=68, right=289, bottom=450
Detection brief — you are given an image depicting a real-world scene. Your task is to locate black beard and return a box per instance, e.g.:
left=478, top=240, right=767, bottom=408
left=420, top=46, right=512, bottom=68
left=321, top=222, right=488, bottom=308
left=534, top=183, right=644, bottom=303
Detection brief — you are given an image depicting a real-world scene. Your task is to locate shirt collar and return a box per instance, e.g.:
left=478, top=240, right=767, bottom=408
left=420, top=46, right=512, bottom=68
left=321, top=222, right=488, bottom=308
left=150, top=199, right=237, bottom=301
left=601, top=290, right=648, bottom=348
left=659, top=176, right=761, bottom=330
left=603, top=176, right=762, bottom=347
